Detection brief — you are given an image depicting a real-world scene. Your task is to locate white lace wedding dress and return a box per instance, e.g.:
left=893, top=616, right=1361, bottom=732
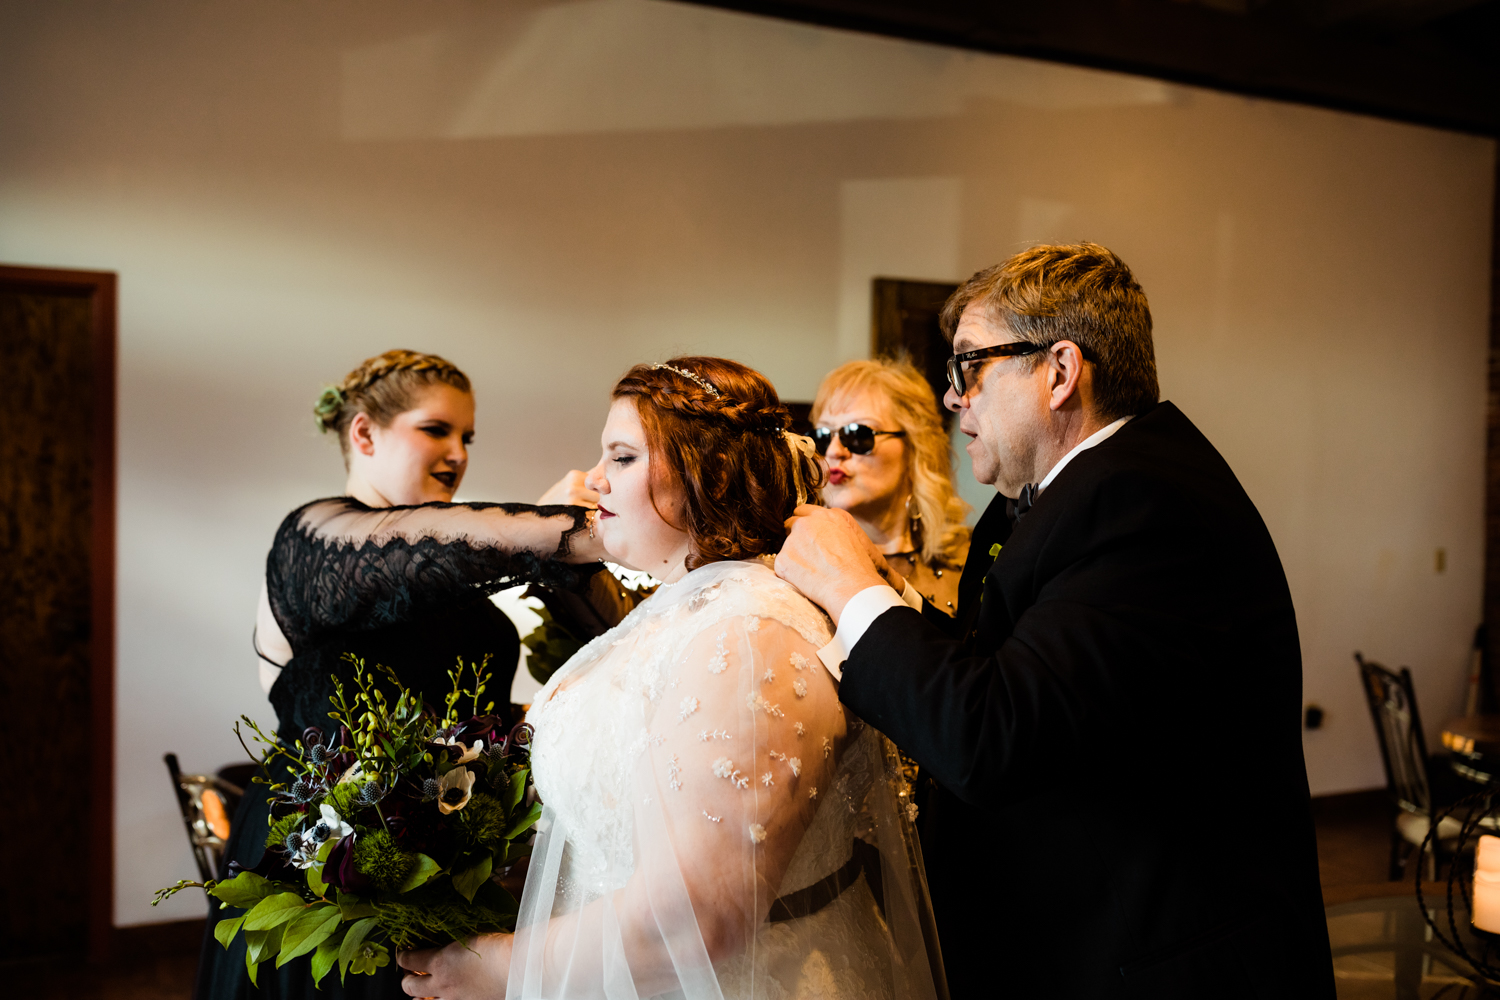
left=513, top=559, right=942, bottom=1000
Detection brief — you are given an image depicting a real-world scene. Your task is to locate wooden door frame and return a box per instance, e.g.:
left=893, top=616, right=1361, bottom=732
left=1483, top=159, right=1500, bottom=705
left=0, top=264, right=117, bottom=962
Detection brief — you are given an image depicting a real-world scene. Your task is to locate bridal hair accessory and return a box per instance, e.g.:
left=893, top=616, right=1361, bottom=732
left=783, top=430, right=819, bottom=506
left=650, top=363, right=720, bottom=398
left=313, top=385, right=345, bottom=432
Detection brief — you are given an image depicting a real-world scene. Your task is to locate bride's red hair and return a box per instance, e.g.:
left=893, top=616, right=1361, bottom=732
left=612, top=357, right=822, bottom=570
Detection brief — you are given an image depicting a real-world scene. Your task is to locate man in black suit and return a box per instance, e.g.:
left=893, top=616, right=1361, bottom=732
left=777, top=244, right=1333, bottom=998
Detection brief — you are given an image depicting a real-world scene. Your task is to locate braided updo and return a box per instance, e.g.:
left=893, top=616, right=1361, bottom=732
left=315, top=349, right=472, bottom=461
left=613, top=356, right=823, bottom=570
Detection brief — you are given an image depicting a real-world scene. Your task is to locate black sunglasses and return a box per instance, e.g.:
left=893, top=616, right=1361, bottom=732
left=811, top=423, right=907, bottom=456
left=946, top=341, right=1046, bottom=396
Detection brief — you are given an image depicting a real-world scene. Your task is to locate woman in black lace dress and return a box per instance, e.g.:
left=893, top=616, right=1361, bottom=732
left=196, top=350, right=611, bottom=1000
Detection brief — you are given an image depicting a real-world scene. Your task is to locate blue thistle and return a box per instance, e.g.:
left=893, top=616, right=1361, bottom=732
left=421, top=778, right=441, bottom=801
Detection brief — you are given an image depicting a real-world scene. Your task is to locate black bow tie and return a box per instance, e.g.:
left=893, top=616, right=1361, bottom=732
left=1008, top=483, right=1039, bottom=522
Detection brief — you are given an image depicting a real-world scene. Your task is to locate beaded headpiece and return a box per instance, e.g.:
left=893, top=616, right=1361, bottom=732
left=650, top=363, right=720, bottom=398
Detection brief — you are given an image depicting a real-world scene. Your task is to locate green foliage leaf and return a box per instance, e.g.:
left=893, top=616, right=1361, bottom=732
left=504, top=801, right=542, bottom=840
left=277, top=903, right=342, bottom=966
left=243, top=892, right=306, bottom=931
left=336, top=890, right=376, bottom=921
left=212, top=914, right=246, bottom=951
left=310, top=923, right=347, bottom=986
left=504, top=841, right=533, bottom=865
left=474, top=879, right=521, bottom=919
left=451, top=855, right=493, bottom=904
left=208, top=871, right=276, bottom=909
left=244, top=923, right=285, bottom=985
left=505, top=768, right=529, bottom=812
left=394, top=852, right=441, bottom=893
left=307, top=862, right=327, bottom=898
left=338, top=916, right=379, bottom=983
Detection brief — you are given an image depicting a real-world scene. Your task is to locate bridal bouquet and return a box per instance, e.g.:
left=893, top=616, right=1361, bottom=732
left=154, top=657, right=540, bottom=986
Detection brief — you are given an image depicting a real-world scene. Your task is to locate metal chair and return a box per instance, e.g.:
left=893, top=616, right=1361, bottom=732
left=164, top=752, right=246, bottom=882
left=1356, top=653, right=1475, bottom=880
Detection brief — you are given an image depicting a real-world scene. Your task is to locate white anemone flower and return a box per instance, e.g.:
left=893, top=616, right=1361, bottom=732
left=438, top=737, right=485, bottom=764
left=319, top=803, right=354, bottom=844
left=437, top=767, right=477, bottom=815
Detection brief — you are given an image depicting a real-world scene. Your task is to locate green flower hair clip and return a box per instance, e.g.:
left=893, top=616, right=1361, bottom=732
left=314, top=385, right=345, bottom=432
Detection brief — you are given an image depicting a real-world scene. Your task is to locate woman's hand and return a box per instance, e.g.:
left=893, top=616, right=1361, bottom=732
left=398, top=932, right=512, bottom=999
left=537, top=470, right=599, bottom=508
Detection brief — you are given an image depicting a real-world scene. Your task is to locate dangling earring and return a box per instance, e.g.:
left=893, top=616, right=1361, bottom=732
left=906, top=495, right=921, bottom=542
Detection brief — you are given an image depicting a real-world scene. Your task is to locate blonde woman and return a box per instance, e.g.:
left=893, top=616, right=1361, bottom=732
left=810, top=359, right=971, bottom=615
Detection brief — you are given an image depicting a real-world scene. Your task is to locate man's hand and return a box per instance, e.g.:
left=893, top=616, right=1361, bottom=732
left=537, top=470, right=599, bottom=508
left=398, top=932, right=512, bottom=999
left=776, top=506, right=899, bottom=623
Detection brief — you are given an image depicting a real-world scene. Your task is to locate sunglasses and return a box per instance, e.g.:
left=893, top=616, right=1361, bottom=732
left=946, top=341, right=1046, bottom=396
left=811, top=423, right=908, bottom=457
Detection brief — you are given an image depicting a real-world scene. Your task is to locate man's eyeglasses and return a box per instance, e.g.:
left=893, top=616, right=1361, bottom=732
left=811, top=423, right=907, bottom=457
left=946, top=341, right=1045, bottom=397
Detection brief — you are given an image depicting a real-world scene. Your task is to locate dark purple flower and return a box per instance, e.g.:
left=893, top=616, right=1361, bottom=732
left=458, top=714, right=506, bottom=744
left=507, top=722, right=535, bottom=755
left=322, top=832, right=369, bottom=892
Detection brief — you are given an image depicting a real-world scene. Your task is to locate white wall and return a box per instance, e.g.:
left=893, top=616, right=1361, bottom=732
left=0, top=0, right=1492, bottom=926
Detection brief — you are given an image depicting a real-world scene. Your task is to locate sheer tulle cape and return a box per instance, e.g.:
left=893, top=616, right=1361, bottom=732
left=517, top=560, right=942, bottom=1000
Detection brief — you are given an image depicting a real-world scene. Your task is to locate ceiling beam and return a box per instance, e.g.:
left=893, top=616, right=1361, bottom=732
left=677, top=0, right=1498, bottom=134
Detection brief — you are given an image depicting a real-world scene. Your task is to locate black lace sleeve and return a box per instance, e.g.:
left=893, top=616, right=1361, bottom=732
left=265, top=496, right=591, bottom=652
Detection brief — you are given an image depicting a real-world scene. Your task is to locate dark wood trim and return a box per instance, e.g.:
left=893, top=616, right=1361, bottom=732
left=1484, top=160, right=1500, bottom=712
left=675, top=0, right=1498, bottom=136
left=107, top=917, right=205, bottom=960
left=1321, top=880, right=1450, bottom=908
left=0, top=264, right=119, bottom=964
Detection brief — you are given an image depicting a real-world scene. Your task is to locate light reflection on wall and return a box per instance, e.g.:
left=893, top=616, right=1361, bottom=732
left=340, top=0, right=1173, bottom=140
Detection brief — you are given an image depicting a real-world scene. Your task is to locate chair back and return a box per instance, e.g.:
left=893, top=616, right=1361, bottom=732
left=1357, top=653, right=1433, bottom=816
left=164, top=752, right=243, bottom=882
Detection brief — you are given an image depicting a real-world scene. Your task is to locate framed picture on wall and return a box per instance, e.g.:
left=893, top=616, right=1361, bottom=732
left=871, top=277, right=959, bottom=428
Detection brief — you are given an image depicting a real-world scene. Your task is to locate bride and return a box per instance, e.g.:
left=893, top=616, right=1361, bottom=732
left=398, top=358, right=942, bottom=1000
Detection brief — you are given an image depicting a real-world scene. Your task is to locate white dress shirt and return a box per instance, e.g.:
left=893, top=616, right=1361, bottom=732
left=816, top=415, right=1133, bottom=680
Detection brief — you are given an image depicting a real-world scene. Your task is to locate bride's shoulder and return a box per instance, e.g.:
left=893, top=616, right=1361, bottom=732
left=680, top=559, right=832, bottom=645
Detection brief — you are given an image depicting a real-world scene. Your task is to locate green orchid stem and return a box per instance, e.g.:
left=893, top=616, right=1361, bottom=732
left=375, top=801, right=390, bottom=833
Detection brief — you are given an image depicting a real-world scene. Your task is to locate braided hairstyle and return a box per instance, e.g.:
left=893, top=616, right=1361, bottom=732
left=613, top=356, right=823, bottom=570
left=315, top=349, right=472, bottom=462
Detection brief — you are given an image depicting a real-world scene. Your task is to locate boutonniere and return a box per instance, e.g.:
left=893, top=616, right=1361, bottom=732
left=978, top=543, right=1003, bottom=605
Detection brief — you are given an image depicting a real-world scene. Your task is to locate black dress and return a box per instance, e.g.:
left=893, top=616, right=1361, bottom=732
left=195, top=497, right=589, bottom=1000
